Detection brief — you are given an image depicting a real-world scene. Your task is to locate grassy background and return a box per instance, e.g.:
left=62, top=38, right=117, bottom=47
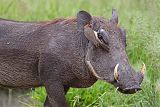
left=0, top=0, right=160, bottom=107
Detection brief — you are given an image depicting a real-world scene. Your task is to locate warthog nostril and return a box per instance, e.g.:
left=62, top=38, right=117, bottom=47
left=123, top=87, right=141, bottom=91
left=118, top=86, right=141, bottom=94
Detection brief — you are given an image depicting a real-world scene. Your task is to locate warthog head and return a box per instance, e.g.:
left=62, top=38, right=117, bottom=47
left=77, top=9, right=145, bottom=94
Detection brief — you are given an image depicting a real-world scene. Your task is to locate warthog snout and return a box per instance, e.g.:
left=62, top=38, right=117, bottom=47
left=118, top=85, right=141, bottom=94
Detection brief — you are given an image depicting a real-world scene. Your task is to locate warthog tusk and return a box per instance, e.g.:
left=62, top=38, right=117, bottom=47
left=114, top=64, right=119, bottom=81
left=86, top=61, right=103, bottom=80
left=141, top=63, right=146, bottom=74
left=115, top=87, right=119, bottom=92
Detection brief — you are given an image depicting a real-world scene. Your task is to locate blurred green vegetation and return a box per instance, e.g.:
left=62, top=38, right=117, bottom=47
left=0, top=0, right=160, bottom=107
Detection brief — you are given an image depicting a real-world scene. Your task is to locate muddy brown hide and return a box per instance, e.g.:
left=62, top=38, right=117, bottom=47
left=0, top=10, right=144, bottom=107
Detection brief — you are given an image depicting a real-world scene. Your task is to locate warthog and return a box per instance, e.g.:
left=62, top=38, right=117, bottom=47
left=0, top=9, right=145, bottom=107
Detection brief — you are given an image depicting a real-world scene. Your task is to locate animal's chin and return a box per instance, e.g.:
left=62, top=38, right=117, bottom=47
left=117, top=87, right=142, bottom=94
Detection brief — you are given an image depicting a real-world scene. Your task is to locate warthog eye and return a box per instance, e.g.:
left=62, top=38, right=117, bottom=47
left=97, top=29, right=109, bottom=45
left=97, top=33, right=103, bottom=41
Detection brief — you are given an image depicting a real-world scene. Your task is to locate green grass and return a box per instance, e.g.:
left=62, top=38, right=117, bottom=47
left=0, top=0, right=160, bottom=107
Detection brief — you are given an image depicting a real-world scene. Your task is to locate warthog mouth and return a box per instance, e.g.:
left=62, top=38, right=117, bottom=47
left=117, top=86, right=141, bottom=94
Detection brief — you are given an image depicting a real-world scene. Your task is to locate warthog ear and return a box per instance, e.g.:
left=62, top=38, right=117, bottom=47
left=77, top=11, right=99, bottom=46
left=110, top=9, right=118, bottom=24
left=77, top=10, right=92, bottom=28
